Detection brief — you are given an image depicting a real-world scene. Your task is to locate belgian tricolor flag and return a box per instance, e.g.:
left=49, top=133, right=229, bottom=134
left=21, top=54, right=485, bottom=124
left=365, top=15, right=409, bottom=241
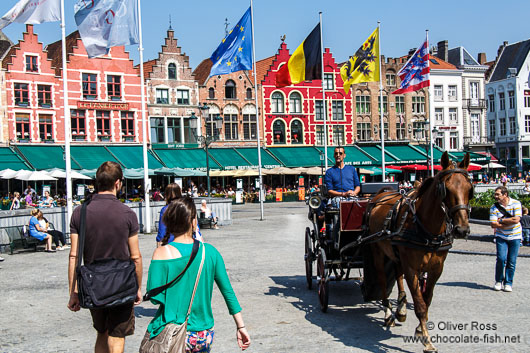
left=276, top=24, right=322, bottom=88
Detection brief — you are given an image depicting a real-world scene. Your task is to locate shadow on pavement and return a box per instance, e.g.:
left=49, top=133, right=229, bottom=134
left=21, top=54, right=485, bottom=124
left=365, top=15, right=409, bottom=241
left=135, top=306, right=158, bottom=318
left=266, top=275, right=412, bottom=353
left=437, top=281, right=491, bottom=290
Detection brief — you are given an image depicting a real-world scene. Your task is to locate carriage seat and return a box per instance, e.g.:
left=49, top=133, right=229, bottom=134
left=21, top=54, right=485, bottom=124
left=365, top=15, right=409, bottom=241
left=360, top=182, right=399, bottom=196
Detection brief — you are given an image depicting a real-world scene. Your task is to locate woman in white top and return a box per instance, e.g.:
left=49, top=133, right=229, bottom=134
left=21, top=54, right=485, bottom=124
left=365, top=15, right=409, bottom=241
left=10, top=192, right=20, bottom=210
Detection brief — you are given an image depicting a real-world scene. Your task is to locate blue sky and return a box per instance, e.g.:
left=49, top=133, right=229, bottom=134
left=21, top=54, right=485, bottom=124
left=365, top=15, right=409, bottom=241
left=0, top=0, right=528, bottom=69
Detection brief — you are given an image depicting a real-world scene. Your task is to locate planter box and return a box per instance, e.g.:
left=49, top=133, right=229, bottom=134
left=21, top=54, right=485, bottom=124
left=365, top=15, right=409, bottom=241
left=39, top=103, right=52, bottom=108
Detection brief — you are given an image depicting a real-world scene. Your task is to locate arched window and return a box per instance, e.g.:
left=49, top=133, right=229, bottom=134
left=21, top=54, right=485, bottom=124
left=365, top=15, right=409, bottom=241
left=273, top=120, right=286, bottom=144
left=246, top=87, right=252, bottom=99
left=290, top=120, right=303, bottom=144
left=168, top=63, right=176, bottom=80
left=289, top=92, right=302, bottom=113
left=208, top=87, right=215, bottom=99
left=225, top=80, right=236, bottom=99
left=271, top=92, right=284, bottom=113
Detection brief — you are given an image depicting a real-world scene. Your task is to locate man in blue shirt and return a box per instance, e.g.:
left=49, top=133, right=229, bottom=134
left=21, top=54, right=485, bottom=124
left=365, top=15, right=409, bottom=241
left=325, top=147, right=361, bottom=198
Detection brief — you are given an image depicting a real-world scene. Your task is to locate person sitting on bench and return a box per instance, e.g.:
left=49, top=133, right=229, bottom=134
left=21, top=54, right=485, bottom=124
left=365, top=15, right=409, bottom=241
left=28, top=209, right=54, bottom=252
left=201, top=200, right=219, bottom=229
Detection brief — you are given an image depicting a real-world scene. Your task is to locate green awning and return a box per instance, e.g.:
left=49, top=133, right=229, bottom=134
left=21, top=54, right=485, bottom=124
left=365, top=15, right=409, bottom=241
left=451, top=151, right=490, bottom=162
left=207, top=148, right=252, bottom=170
left=15, top=145, right=82, bottom=170
left=359, top=146, right=400, bottom=165
left=234, top=148, right=282, bottom=169
left=106, top=146, right=165, bottom=169
left=70, top=146, right=120, bottom=170
left=320, top=146, right=375, bottom=166
left=153, top=148, right=221, bottom=171
left=0, top=147, right=30, bottom=170
left=266, top=146, right=323, bottom=167
left=385, top=145, right=428, bottom=164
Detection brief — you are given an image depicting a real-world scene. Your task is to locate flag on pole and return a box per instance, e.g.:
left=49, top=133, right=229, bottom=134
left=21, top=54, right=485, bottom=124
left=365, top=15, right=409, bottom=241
left=74, top=0, right=139, bottom=58
left=275, top=23, right=321, bottom=88
left=0, top=0, right=60, bottom=30
left=340, top=27, right=379, bottom=94
left=392, top=37, right=430, bottom=94
left=209, top=7, right=252, bottom=77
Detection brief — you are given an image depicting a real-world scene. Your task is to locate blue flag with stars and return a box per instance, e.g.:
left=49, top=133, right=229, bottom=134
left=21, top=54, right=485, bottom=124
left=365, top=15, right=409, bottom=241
left=209, top=7, right=252, bottom=77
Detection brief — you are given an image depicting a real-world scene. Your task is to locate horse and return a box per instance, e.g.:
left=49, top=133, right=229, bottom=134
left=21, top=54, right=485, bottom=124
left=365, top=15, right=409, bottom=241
left=366, top=152, right=473, bottom=352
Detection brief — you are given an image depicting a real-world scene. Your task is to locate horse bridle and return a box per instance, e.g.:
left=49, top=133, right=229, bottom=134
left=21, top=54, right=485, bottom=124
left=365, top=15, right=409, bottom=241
left=435, top=168, right=473, bottom=219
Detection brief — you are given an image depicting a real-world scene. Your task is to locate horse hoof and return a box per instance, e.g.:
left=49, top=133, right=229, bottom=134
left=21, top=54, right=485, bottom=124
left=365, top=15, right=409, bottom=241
left=423, top=348, right=437, bottom=353
left=396, top=313, right=407, bottom=322
left=384, top=316, right=396, bottom=327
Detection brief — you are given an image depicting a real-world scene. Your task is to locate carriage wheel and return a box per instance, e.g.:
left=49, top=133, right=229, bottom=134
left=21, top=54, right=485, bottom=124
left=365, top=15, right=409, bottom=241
left=305, top=227, right=313, bottom=290
left=317, top=250, right=329, bottom=312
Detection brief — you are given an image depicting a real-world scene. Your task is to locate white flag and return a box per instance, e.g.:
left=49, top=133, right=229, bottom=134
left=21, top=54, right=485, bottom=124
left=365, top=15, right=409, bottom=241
left=0, top=0, right=61, bottom=30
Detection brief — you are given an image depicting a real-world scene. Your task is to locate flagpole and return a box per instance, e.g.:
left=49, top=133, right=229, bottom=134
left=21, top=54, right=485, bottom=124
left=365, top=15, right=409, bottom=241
left=427, top=29, right=434, bottom=177
left=378, top=21, right=385, bottom=181
left=60, top=0, right=73, bottom=227
left=319, top=12, right=328, bottom=170
left=250, top=0, right=264, bottom=220
left=137, top=0, right=151, bottom=233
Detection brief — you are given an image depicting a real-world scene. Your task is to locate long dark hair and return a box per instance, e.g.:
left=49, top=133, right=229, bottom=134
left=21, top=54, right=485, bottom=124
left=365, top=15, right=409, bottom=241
left=165, top=183, right=182, bottom=205
left=161, top=197, right=197, bottom=245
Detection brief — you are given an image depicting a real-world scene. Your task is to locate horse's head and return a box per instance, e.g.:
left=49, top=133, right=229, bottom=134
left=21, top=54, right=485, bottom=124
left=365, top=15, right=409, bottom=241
left=437, top=151, right=473, bottom=238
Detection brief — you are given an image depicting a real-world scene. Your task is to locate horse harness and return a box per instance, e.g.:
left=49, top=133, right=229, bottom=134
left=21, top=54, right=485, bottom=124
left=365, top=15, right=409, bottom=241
left=362, top=168, right=473, bottom=252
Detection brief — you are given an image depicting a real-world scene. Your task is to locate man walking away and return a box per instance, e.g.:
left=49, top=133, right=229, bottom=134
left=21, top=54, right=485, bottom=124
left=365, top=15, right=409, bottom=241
left=67, top=161, right=143, bottom=353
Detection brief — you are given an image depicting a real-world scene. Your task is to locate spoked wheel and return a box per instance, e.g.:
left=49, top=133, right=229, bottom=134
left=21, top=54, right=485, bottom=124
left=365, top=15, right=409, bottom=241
left=304, top=227, right=314, bottom=290
left=317, top=249, right=329, bottom=312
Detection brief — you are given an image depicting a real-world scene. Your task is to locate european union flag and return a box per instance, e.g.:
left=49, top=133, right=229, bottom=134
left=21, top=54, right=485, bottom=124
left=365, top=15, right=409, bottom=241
left=209, top=7, right=252, bottom=77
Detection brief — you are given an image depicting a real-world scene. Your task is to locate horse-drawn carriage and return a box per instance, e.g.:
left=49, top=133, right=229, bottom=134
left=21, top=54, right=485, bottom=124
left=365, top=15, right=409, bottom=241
left=304, top=152, right=474, bottom=353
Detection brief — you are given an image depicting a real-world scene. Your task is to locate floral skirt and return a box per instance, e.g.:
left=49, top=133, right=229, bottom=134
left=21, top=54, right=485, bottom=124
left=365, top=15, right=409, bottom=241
left=186, top=328, right=215, bottom=353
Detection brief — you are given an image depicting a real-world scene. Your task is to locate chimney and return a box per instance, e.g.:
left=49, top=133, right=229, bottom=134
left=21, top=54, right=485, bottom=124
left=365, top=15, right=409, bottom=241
left=437, top=40, right=448, bottom=62
left=477, top=53, right=487, bottom=65
left=498, top=42, right=508, bottom=57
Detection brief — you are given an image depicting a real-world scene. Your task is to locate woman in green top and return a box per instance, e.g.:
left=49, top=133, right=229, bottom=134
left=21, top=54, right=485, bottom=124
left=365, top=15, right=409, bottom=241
left=146, top=197, right=251, bottom=352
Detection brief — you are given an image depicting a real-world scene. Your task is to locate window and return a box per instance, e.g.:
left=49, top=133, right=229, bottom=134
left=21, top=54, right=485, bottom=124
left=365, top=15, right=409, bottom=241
left=357, top=122, right=371, bottom=141
left=526, top=116, right=530, bottom=134
left=150, top=117, right=165, bottom=143
left=246, top=88, right=252, bottom=99
left=271, top=92, right=284, bottom=113
left=471, top=114, right=480, bottom=142
left=435, top=134, right=444, bottom=149
left=469, top=82, right=479, bottom=100
left=508, top=90, right=515, bottom=109
left=449, top=108, right=457, bottom=123
left=26, top=55, right=38, bottom=72
left=290, top=120, right=303, bottom=144
left=168, top=63, right=176, bottom=79
left=315, top=125, right=324, bottom=145
left=378, top=96, right=388, bottom=113
left=434, top=85, right=443, bottom=101
left=449, top=132, right=458, bottom=149
left=225, top=79, right=236, bottom=99
left=273, top=120, right=286, bottom=144
left=499, top=92, right=505, bottom=110
left=156, top=88, right=169, bottom=104
left=524, top=146, right=530, bottom=159
left=289, top=92, right=302, bottom=113
left=509, top=116, right=516, bottom=134
left=208, top=87, right=215, bottom=99
left=82, top=73, right=97, bottom=99
left=489, top=119, right=496, bottom=138
left=332, top=125, right=344, bottom=145
left=14, top=83, right=29, bottom=106
left=71, top=110, right=86, bottom=140
left=448, top=85, right=457, bottom=101
left=323, top=73, right=334, bottom=90
left=205, top=115, right=218, bottom=139
left=488, top=94, right=495, bottom=112
left=37, top=85, right=52, bottom=107
left=412, top=121, right=426, bottom=140
left=435, top=108, right=443, bottom=122
left=315, top=100, right=324, bottom=120
left=499, top=118, right=506, bottom=136
left=177, top=89, right=189, bottom=105
left=167, top=117, right=181, bottom=143
left=183, top=118, right=196, bottom=144
left=15, top=113, right=30, bottom=140
left=332, top=101, right=343, bottom=120
left=395, top=96, right=405, bottom=113
left=396, top=122, right=406, bottom=140
left=96, top=110, right=111, bottom=139
left=383, top=122, right=389, bottom=140
left=412, top=96, right=425, bottom=113
left=525, top=91, right=530, bottom=107
left=356, top=95, right=370, bottom=114
left=243, top=114, right=256, bottom=140
left=39, top=114, right=53, bottom=141
left=224, top=114, right=238, bottom=140
left=107, top=75, right=121, bottom=100
left=121, top=111, right=135, bottom=140
left=386, top=73, right=396, bottom=86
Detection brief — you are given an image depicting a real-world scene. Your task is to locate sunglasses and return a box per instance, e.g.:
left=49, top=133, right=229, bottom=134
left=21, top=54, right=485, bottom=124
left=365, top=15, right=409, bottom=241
left=334, top=152, right=344, bottom=156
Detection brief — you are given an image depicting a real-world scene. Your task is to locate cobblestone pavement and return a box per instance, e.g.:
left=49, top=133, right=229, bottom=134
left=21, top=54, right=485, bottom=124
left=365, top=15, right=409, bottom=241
left=1, top=202, right=529, bottom=352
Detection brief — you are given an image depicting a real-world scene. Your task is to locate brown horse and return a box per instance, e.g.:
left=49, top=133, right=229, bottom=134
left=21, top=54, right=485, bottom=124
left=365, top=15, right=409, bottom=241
left=367, top=152, right=473, bottom=352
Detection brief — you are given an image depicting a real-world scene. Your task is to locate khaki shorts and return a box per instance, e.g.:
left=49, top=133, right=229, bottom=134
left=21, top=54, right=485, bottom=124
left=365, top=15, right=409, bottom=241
left=90, top=303, right=135, bottom=337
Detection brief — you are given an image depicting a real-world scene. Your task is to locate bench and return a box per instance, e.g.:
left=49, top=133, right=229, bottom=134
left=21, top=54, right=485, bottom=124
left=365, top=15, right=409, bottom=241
left=360, top=182, right=399, bottom=196
left=0, top=225, right=47, bottom=255
left=198, top=212, right=213, bottom=229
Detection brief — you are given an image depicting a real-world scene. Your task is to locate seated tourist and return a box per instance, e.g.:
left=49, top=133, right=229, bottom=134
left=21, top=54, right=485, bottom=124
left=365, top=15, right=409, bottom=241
left=201, top=199, right=219, bottom=229
left=28, top=209, right=54, bottom=252
left=37, top=210, right=68, bottom=251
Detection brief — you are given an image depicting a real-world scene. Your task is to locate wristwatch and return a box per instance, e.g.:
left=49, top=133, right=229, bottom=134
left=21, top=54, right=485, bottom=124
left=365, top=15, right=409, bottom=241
left=499, top=219, right=503, bottom=225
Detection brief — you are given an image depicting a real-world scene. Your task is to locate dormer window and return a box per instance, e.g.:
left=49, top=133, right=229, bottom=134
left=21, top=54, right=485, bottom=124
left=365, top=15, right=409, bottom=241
left=26, top=56, right=38, bottom=72
left=168, top=63, right=177, bottom=79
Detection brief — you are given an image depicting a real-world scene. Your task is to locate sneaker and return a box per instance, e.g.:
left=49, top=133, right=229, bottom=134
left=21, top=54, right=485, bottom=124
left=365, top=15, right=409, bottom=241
left=494, top=282, right=503, bottom=291
left=0, top=256, right=4, bottom=262
left=503, top=285, right=513, bottom=292
left=56, top=246, right=64, bottom=251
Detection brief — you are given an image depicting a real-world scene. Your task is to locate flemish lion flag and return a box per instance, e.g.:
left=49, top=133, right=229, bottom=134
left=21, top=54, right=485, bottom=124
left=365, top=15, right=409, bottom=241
left=275, top=23, right=321, bottom=88
left=340, top=28, right=380, bottom=94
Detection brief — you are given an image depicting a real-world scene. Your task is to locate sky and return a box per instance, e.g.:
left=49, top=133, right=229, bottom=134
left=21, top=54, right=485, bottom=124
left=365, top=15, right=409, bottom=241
left=0, top=0, right=529, bottom=70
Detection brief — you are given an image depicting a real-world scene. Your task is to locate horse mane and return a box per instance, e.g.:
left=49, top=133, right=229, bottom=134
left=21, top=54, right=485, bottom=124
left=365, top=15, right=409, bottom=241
left=416, top=177, right=435, bottom=198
